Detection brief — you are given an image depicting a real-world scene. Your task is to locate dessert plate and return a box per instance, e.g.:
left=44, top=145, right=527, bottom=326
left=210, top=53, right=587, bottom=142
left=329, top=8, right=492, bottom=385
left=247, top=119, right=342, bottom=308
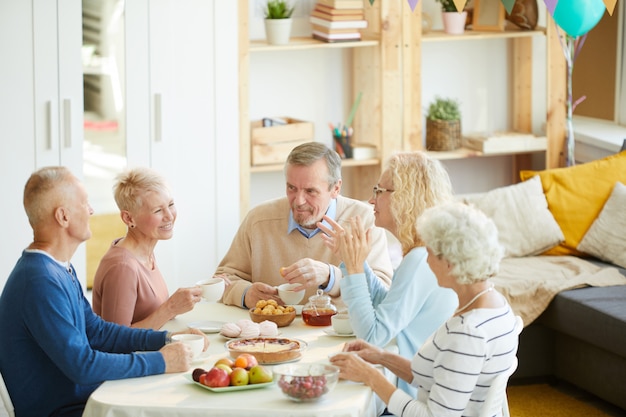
left=323, top=329, right=356, bottom=337
left=184, top=374, right=274, bottom=392
left=188, top=320, right=226, bottom=334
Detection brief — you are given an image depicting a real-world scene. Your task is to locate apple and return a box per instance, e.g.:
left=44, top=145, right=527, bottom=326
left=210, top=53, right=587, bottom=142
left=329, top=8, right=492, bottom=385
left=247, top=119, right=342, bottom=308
left=230, top=367, right=250, bottom=386
left=214, top=357, right=235, bottom=368
left=202, top=367, right=230, bottom=388
left=249, top=365, right=273, bottom=384
left=215, top=363, right=233, bottom=375
left=234, top=353, right=258, bottom=370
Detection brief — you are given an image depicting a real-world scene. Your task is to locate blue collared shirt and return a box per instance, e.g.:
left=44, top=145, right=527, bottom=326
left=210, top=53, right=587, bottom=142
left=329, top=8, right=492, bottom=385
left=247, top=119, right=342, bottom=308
left=287, top=199, right=337, bottom=292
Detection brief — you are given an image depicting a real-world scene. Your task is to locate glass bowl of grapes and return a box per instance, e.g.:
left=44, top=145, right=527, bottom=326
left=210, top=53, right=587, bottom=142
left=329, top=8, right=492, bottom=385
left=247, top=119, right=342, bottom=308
left=273, top=363, right=339, bottom=402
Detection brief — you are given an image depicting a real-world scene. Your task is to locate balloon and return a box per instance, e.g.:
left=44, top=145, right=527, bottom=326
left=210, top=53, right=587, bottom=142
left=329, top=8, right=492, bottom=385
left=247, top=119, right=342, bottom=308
left=552, top=0, right=606, bottom=37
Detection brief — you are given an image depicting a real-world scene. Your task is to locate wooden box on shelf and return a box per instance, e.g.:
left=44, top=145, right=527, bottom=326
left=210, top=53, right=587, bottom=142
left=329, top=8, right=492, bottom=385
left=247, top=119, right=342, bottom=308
left=251, top=117, right=314, bottom=166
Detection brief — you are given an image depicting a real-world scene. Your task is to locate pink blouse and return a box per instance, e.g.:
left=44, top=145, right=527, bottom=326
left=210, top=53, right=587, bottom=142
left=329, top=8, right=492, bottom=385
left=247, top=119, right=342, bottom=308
left=92, top=239, right=169, bottom=326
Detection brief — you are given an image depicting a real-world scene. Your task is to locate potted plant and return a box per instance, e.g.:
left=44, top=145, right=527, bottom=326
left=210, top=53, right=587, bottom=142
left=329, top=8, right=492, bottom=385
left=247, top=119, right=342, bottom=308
left=264, top=0, right=295, bottom=45
left=425, top=96, right=462, bottom=151
left=435, top=0, right=468, bottom=35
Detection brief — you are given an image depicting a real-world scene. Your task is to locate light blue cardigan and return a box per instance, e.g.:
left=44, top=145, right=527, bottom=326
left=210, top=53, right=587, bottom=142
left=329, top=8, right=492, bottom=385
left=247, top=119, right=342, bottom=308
left=340, top=246, right=457, bottom=396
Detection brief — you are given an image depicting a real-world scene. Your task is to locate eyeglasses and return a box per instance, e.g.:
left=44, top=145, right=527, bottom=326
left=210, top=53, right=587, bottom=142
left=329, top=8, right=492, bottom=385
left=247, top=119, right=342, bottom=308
left=372, top=185, right=394, bottom=200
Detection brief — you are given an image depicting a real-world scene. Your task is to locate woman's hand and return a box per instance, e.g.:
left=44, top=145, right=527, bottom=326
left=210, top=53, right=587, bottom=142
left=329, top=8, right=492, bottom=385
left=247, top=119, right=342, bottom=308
left=329, top=352, right=378, bottom=384
left=342, top=339, right=384, bottom=365
left=167, top=286, right=203, bottom=316
left=319, top=215, right=371, bottom=275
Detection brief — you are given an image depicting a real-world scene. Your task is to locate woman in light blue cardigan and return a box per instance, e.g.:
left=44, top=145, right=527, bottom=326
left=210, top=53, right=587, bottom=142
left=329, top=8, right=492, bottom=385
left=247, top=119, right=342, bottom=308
left=319, top=151, right=458, bottom=397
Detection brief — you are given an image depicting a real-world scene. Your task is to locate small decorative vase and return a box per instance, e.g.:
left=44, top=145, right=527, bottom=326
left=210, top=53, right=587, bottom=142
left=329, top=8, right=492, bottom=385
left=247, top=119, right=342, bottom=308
left=442, top=11, right=468, bottom=35
left=426, top=119, right=462, bottom=151
left=264, top=18, right=292, bottom=45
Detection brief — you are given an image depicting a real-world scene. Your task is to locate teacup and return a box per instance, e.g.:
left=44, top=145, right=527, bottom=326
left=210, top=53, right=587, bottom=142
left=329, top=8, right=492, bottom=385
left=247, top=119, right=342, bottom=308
left=331, top=313, right=353, bottom=335
left=277, top=283, right=305, bottom=305
left=172, top=333, right=204, bottom=360
left=196, top=278, right=225, bottom=302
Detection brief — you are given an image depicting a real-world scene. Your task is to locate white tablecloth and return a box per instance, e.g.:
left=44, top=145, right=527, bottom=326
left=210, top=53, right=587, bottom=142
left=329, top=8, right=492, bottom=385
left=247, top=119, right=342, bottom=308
left=84, top=302, right=388, bottom=417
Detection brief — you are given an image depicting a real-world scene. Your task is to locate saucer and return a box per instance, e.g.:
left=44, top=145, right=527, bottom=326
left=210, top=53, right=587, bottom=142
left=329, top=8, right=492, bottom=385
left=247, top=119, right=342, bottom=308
left=188, top=320, right=226, bottom=333
left=323, top=329, right=355, bottom=337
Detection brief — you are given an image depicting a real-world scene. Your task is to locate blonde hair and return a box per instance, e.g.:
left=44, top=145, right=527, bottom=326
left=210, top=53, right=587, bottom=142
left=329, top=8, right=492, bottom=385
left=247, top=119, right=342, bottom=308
left=386, top=152, right=453, bottom=255
left=23, top=166, right=74, bottom=227
left=114, top=167, right=170, bottom=213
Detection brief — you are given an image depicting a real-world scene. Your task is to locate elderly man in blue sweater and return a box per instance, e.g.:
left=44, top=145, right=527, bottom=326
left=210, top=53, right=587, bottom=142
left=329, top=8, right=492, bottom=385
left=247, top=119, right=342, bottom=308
left=0, top=166, right=207, bottom=417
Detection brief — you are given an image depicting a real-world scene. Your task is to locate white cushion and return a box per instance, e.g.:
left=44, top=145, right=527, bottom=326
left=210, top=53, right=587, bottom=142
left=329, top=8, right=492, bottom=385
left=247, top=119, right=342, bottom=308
left=577, top=182, right=626, bottom=268
left=463, top=176, right=564, bottom=257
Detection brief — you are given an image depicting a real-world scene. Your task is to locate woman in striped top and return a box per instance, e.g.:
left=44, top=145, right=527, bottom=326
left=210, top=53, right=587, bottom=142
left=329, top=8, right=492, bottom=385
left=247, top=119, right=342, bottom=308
left=330, top=202, right=519, bottom=417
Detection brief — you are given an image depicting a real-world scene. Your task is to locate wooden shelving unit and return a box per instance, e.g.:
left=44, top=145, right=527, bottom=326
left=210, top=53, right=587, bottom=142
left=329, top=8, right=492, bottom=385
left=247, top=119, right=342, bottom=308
left=238, top=0, right=566, bottom=218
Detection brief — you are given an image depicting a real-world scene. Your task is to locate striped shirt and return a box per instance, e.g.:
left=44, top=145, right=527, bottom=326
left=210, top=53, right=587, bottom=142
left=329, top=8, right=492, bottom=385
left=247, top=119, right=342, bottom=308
left=388, top=304, right=519, bottom=417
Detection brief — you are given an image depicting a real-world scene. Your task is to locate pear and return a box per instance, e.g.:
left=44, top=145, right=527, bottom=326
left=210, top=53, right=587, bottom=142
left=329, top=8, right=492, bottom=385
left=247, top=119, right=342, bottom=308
left=248, top=365, right=273, bottom=384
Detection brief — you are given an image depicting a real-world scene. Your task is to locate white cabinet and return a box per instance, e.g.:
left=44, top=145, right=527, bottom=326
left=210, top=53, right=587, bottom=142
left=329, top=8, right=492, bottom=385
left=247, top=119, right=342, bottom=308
left=0, top=0, right=240, bottom=294
left=0, top=0, right=84, bottom=289
left=123, top=0, right=241, bottom=289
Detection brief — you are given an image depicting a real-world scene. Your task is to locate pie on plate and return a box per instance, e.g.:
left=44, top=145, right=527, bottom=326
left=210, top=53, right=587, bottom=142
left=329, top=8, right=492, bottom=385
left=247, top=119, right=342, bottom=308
left=225, top=337, right=307, bottom=364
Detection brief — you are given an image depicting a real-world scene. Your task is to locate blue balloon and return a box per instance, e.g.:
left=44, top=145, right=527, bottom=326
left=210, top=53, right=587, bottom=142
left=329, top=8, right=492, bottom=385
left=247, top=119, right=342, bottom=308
left=552, top=0, right=605, bottom=37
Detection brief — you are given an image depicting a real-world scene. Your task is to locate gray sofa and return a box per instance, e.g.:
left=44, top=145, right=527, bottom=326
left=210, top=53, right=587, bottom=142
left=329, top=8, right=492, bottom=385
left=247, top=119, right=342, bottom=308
left=512, top=260, right=626, bottom=410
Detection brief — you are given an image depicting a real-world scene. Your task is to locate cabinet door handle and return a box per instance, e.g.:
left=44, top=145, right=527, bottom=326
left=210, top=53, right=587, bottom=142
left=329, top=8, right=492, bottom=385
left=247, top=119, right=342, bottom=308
left=154, top=93, right=162, bottom=143
left=46, top=101, right=53, bottom=150
left=63, top=99, right=72, bottom=148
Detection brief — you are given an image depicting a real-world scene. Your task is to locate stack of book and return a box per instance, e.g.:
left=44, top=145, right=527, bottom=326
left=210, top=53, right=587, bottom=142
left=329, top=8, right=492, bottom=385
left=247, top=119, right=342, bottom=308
left=310, top=0, right=368, bottom=43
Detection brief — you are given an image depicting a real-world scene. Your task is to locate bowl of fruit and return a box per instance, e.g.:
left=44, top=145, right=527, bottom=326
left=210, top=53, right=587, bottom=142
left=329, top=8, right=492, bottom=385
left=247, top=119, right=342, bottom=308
left=273, top=363, right=339, bottom=402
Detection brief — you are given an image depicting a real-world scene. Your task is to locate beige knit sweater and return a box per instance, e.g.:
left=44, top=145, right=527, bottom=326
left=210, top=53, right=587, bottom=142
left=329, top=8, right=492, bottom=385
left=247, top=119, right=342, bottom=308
left=217, top=195, right=393, bottom=308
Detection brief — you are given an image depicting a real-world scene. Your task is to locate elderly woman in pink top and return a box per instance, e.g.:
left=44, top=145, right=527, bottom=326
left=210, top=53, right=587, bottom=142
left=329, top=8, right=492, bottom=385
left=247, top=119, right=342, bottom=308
left=92, top=167, right=202, bottom=329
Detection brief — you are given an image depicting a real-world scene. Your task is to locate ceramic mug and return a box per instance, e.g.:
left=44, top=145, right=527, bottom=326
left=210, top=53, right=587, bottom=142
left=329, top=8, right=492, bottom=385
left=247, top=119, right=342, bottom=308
left=196, top=278, right=225, bottom=302
left=172, top=333, right=204, bottom=359
left=331, top=313, right=353, bottom=335
left=277, top=283, right=305, bottom=305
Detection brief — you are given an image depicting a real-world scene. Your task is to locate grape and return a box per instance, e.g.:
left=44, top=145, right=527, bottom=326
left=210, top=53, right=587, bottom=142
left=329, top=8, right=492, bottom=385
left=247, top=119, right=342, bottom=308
left=278, top=375, right=329, bottom=401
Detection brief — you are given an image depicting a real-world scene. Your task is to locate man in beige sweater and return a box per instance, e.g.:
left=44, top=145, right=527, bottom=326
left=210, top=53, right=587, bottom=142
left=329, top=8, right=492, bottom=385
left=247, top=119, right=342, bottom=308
left=217, top=142, right=393, bottom=309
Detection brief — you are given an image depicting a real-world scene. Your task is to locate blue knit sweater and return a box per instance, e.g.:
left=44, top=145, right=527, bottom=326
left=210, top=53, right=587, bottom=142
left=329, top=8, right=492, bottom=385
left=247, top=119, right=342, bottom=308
left=0, top=251, right=166, bottom=417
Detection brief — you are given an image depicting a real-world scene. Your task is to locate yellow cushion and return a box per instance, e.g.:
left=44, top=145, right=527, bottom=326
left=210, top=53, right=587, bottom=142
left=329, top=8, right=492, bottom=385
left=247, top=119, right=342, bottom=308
left=520, top=151, right=626, bottom=256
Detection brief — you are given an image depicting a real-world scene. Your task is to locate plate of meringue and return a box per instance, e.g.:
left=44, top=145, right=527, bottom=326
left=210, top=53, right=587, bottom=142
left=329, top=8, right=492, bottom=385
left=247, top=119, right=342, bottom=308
left=219, top=319, right=280, bottom=339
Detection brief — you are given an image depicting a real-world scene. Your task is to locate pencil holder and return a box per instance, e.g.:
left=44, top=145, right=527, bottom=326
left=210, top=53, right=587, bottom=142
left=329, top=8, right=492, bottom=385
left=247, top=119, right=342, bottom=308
left=333, top=134, right=353, bottom=159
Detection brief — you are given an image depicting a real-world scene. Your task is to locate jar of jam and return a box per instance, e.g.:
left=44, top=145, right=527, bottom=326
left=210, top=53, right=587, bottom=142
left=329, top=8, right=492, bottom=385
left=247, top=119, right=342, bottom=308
left=302, top=289, right=337, bottom=326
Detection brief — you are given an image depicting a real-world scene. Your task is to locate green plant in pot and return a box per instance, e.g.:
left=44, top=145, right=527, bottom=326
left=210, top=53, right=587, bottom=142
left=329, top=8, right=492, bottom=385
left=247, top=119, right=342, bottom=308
left=435, top=0, right=468, bottom=34
left=426, top=96, right=462, bottom=151
left=264, top=0, right=295, bottom=45
left=264, top=0, right=294, bottom=19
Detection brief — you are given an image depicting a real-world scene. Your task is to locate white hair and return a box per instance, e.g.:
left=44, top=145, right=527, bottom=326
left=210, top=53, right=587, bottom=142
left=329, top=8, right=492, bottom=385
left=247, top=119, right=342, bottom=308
left=418, top=202, right=504, bottom=285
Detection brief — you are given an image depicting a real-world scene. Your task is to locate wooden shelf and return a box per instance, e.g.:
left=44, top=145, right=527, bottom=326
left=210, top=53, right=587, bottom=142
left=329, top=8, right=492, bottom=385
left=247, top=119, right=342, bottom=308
left=250, top=36, right=379, bottom=53
left=422, top=28, right=546, bottom=43
left=251, top=158, right=380, bottom=173
left=426, top=147, right=545, bottom=161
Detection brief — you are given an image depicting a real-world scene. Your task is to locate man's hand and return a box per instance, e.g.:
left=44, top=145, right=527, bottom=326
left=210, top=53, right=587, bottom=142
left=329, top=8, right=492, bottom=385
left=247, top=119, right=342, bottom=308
left=244, top=282, right=280, bottom=309
left=280, top=258, right=331, bottom=291
left=160, top=343, right=193, bottom=373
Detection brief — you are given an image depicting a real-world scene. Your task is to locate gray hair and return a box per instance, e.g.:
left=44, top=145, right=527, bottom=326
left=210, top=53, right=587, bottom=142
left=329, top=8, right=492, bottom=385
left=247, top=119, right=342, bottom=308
left=23, top=166, right=74, bottom=227
left=284, top=142, right=342, bottom=189
left=418, top=202, right=504, bottom=285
